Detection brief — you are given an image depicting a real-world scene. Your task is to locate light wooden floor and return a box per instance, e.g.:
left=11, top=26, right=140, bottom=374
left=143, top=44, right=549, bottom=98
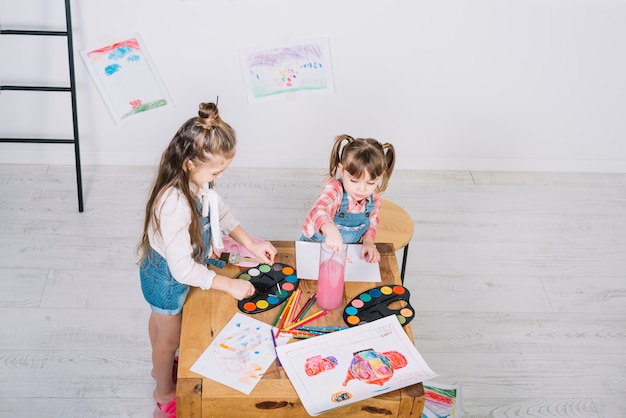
left=1, top=164, right=625, bottom=417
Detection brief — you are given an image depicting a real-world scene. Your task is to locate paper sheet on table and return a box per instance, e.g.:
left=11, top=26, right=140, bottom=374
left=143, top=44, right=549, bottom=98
left=276, top=315, right=438, bottom=416
left=295, top=241, right=381, bottom=282
left=190, top=312, right=289, bottom=395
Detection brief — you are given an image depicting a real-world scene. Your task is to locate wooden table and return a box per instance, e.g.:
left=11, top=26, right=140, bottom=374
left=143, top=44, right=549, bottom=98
left=177, top=241, right=424, bottom=417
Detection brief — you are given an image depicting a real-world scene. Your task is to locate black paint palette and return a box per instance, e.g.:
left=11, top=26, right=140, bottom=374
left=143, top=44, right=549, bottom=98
left=237, top=263, right=299, bottom=314
left=343, top=285, right=414, bottom=327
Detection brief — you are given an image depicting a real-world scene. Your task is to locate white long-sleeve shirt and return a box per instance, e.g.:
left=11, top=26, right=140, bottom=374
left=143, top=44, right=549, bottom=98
left=147, top=185, right=240, bottom=290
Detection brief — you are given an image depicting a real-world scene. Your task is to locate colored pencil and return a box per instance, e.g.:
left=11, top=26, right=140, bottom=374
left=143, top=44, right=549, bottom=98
left=296, top=295, right=316, bottom=321
left=283, top=290, right=298, bottom=322
left=293, top=329, right=326, bottom=335
left=294, top=292, right=316, bottom=321
left=270, top=328, right=281, bottom=366
left=288, top=289, right=302, bottom=324
left=287, top=330, right=318, bottom=338
left=292, top=334, right=315, bottom=340
left=280, top=291, right=297, bottom=320
left=298, top=326, right=347, bottom=332
left=275, top=291, right=298, bottom=337
left=271, top=299, right=289, bottom=326
left=283, top=310, right=329, bottom=332
left=279, top=298, right=293, bottom=327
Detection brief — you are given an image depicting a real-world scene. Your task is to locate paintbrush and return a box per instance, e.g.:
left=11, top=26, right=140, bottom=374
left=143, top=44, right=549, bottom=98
left=219, top=252, right=263, bottom=265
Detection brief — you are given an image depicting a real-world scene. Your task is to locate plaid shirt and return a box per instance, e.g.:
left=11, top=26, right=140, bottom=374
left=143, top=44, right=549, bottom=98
left=301, top=178, right=381, bottom=242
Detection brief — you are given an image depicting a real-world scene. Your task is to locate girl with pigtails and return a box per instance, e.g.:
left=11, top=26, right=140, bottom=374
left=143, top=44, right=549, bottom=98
left=301, top=134, right=396, bottom=263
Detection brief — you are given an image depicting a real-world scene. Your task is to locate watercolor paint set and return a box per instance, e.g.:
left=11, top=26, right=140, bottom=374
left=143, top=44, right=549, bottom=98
left=237, top=263, right=299, bottom=314
left=343, top=285, right=414, bottom=327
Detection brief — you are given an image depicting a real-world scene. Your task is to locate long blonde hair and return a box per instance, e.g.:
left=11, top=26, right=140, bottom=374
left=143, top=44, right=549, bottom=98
left=328, top=135, right=395, bottom=193
left=137, top=102, right=236, bottom=263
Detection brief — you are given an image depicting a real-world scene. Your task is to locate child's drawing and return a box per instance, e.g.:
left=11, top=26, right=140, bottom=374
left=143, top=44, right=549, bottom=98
left=343, top=349, right=407, bottom=386
left=277, top=315, right=437, bottom=416
left=305, top=355, right=338, bottom=376
left=190, top=312, right=279, bottom=394
left=239, top=38, right=335, bottom=103
left=422, top=381, right=462, bottom=418
left=80, top=34, right=172, bottom=125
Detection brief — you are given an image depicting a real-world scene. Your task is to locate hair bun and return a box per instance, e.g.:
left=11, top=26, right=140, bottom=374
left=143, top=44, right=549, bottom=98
left=197, top=102, right=220, bottom=130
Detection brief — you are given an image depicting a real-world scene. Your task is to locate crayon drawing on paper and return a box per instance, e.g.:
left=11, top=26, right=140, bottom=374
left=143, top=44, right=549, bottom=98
left=80, top=34, right=172, bottom=125
left=276, top=315, right=438, bottom=416
left=239, top=38, right=335, bottom=103
left=190, top=312, right=278, bottom=395
left=422, top=381, right=462, bottom=418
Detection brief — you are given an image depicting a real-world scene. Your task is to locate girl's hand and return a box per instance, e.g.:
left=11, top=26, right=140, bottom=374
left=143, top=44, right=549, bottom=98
left=361, top=242, right=380, bottom=263
left=320, top=223, right=344, bottom=252
left=226, top=277, right=255, bottom=300
left=249, top=240, right=277, bottom=265
left=212, top=274, right=256, bottom=300
left=227, top=226, right=277, bottom=265
left=324, top=236, right=345, bottom=253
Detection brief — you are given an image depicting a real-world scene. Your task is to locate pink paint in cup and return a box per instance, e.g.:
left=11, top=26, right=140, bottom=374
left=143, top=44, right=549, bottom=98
left=316, top=242, right=348, bottom=311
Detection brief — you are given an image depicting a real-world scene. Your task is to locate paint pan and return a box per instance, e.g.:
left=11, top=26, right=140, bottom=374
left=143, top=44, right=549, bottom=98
left=237, top=263, right=299, bottom=314
left=342, top=285, right=414, bottom=327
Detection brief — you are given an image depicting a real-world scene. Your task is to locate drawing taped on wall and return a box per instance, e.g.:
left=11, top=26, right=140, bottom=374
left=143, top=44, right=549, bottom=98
left=239, top=38, right=335, bottom=103
left=80, top=33, right=173, bottom=125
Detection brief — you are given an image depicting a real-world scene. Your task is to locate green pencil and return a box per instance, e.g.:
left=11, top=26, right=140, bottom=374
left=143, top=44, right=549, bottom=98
left=272, top=299, right=289, bottom=326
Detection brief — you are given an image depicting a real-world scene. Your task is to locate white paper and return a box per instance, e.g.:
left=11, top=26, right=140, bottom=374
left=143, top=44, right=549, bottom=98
left=276, top=315, right=438, bottom=416
left=190, top=312, right=288, bottom=395
left=295, top=241, right=381, bottom=282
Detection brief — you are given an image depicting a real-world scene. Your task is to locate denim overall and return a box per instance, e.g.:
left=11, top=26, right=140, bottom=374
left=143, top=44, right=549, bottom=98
left=304, top=182, right=374, bottom=244
left=139, top=197, right=212, bottom=315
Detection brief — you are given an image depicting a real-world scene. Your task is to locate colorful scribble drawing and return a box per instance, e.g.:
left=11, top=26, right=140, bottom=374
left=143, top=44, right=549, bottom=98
left=190, top=313, right=279, bottom=395
left=422, top=382, right=462, bottom=418
left=304, top=355, right=338, bottom=376
left=213, top=323, right=266, bottom=384
left=275, top=315, right=437, bottom=416
left=240, top=38, right=335, bottom=103
left=342, top=349, right=408, bottom=386
left=81, top=34, right=172, bottom=124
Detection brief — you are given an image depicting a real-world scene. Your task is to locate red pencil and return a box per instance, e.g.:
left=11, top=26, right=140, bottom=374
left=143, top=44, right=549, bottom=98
left=294, top=292, right=316, bottom=322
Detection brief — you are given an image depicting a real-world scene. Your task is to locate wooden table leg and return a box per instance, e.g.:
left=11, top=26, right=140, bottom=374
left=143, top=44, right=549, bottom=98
left=176, top=378, right=203, bottom=418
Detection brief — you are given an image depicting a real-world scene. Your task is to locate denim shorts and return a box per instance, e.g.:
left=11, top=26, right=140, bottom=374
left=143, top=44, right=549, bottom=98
left=140, top=249, right=189, bottom=316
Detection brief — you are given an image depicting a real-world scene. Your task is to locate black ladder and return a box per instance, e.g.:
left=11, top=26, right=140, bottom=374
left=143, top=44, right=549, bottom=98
left=0, top=0, right=84, bottom=212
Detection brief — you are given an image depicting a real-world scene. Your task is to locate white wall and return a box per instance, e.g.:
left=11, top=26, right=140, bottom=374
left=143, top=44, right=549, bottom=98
left=1, top=0, right=626, bottom=172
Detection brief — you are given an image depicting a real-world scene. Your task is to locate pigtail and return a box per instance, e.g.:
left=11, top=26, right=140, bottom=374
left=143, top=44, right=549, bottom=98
left=329, top=134, right=353, bottom=179
left=377, top=142, right=396, bottom=193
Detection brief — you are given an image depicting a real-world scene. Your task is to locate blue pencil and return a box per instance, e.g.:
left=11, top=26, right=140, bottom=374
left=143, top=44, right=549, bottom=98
left=298, top=326, right=347, bottom=332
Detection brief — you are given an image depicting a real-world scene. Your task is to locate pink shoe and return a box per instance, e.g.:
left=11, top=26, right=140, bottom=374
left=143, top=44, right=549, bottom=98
left=155, top=397, right=176, bottom=418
